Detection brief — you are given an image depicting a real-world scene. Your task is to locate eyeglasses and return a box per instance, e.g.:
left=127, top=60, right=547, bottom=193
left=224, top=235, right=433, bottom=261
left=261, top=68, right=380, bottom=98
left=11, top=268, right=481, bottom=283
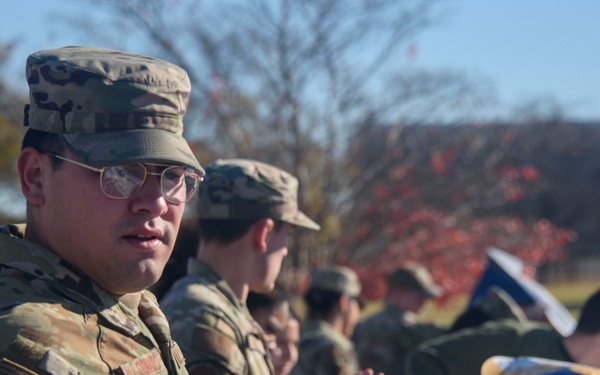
left=46, top=153, right=203, bottom=204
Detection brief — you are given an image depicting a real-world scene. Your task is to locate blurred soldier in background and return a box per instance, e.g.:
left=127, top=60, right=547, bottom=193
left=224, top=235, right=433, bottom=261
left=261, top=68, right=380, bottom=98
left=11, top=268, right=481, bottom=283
left=405, top=288, right=600, bottom=375
left=292, top=265, right=363, bottom=375
left=352, top=262, right=446, bottom=375
left=247, top=283, right=300, bottom=375
left=161, top=159, right=320, bottom=375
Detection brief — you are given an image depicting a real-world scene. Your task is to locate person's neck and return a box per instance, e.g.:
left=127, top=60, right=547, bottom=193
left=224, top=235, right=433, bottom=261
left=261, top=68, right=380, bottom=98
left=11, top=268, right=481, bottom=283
left=197, top=241, right=251, bottom=303
left=323, top=313, right=348, bottom=337
left=23, top=215, right=51, bottom=251
left=563, top=332, right=600, bottom=368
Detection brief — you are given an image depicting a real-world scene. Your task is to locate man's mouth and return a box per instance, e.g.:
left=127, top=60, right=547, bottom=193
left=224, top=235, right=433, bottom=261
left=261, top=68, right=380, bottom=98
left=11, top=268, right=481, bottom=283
left=130, top=234, right=158, bottom=240
left=123, top=228, right=166, bottom=250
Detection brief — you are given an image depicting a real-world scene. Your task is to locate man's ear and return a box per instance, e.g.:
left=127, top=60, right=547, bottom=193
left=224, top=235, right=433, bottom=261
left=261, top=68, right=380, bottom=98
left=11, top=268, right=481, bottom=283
left=18, top=148, right=47, bottom=206
left=252, top=218, right=275, bottom=253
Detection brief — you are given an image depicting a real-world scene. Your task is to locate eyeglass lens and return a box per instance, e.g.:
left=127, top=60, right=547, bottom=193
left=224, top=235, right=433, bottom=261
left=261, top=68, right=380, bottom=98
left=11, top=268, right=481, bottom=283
left=100, top=165, right=198, bottom=203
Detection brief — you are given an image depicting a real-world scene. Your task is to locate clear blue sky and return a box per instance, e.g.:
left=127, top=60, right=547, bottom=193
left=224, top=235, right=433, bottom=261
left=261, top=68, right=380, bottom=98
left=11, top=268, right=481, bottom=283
left=2, top=0, right=600, bottom=120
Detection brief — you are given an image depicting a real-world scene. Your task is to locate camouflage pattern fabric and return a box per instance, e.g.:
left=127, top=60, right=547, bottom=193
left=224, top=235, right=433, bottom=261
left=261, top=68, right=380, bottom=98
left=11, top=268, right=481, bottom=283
left=161, top=259, right=275, bottom=375
left=24, top=46, right=202, bottom=171
left=405, top=319, right=569, bottom=375
left=0, top=224, right=188, bottom=375
left=291, top=319, right=360, bottom=375
left=388, top=263, right=443, bottom=298
left=309, top=266, right=362, bottom=298
left=196, top=159, right=320, bottom=230
left=352, top=304, right=446, bottom=375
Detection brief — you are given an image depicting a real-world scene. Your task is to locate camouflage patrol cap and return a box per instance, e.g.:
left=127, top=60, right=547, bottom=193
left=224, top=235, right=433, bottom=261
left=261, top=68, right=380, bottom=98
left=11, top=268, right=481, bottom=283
left=309, top=266, right=361, bottom=298
left=24, top=46, right=202, bottom=172
left=388, top=263, right=443, bottom=298
left=196, top=159, right=320, bottom=230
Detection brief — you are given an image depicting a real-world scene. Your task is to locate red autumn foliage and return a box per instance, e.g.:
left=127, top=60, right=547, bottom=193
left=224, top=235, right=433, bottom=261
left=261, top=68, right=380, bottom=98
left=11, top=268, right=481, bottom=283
left=338, top=124, right=579, bottom=304
left=346, top=213, right=574, bottom=304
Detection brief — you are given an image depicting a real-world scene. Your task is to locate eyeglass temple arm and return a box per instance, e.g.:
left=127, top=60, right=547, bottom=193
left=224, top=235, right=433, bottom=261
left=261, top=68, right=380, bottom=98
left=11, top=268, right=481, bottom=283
left=46, top=153, right=104, bottom=173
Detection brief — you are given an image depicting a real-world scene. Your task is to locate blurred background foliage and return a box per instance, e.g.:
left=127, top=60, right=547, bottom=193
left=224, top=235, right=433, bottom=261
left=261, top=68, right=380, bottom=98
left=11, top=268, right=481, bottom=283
left=1, top=1, right=599, bottom=308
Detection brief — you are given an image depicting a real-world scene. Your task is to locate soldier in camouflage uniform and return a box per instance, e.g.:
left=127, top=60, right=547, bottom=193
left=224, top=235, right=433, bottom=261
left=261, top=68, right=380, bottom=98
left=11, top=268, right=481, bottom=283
left=247, top=284, right=300, bottom=375
left=160, top=159, right=320, bottom=375
left=352, top=262, right=446, bottom=375
left=291, top=266, right=363, bottom=375
left=0, top=46, right=204, bottom=374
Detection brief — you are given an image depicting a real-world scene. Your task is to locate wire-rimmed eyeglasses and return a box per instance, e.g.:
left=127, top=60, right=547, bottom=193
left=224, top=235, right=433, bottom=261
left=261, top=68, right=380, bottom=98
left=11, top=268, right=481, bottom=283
left=45, top=153, right=203, bottom=204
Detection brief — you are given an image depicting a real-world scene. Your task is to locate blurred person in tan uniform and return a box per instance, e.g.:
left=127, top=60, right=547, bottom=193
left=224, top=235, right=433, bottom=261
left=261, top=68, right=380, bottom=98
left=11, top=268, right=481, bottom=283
left=247, top=283, right=300, bottom=375
left=292, top=266, right=363, bottom=375
left=352, top=263, right=446, bottom=375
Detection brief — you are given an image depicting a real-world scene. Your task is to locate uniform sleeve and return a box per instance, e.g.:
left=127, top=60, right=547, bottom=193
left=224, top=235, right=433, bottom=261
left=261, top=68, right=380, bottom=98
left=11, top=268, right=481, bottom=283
left=296, top=339, right=359, bottom=375
left=0, top=336, right=83, bottom=375
left=308, top=345, right=357, bottom=375
left=182, top=313, right=247, bottom=375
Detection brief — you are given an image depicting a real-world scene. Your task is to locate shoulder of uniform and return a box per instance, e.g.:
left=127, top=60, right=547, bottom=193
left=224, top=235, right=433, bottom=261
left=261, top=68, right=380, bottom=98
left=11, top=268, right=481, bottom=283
left=186, top=311, right=247, bottom=375
left=196, top=307, right=240, bottom=340
left=0, top=338, right=82, bottom=374
left=0, top=300, right=84, bottom=334
left=298, top=336, right=358, bottom=374
left=0, top=306, right=88, bottom=374
left=163, top=280, right=232, bottom=311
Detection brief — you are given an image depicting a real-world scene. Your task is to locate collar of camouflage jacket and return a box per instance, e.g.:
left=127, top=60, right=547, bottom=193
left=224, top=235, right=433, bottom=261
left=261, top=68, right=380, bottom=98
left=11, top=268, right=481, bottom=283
left=0, top=223, right=166, bottom=342
left=186, top=257, right=245, bottom=310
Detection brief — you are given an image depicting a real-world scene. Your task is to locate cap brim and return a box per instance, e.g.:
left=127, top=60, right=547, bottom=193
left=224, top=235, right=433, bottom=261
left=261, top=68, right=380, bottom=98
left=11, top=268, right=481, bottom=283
left=61, top=128, right=203, bottom=173
left=283, top=210, right=320, bottom=230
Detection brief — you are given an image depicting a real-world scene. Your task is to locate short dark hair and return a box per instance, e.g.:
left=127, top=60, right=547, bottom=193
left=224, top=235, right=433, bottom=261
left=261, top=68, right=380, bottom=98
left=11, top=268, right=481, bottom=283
left=21, top=129, right=64, bottom=152
left=21, top=129, right=65, bottom=168
left=197, top=219, right=285, bottom=245
left=304, top=288, right=343, bottom=319
left=247, top=282, right=291, bottom=316
left=575, top=289, right=600, bottom=334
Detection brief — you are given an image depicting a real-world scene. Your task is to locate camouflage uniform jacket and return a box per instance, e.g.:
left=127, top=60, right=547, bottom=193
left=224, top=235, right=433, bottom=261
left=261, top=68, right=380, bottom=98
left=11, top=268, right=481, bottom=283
left=0, top=224, right=188, bottom=375
left=291, top=319, right=359, bottom=375
left=161, top=259, right=274, bottom=375
left=352, top=304, right=446, bottom=375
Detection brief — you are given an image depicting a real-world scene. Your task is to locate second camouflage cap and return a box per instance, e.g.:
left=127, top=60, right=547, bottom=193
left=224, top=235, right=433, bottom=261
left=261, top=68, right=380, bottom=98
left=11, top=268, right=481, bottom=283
left=196, top=158, right=320, bottom=230
left=24, top=46, right=202, bottom=172
left=309, top=266, right=361, bottom=298
left=388, top=263, right=443, bottom=298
